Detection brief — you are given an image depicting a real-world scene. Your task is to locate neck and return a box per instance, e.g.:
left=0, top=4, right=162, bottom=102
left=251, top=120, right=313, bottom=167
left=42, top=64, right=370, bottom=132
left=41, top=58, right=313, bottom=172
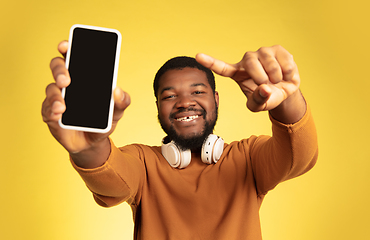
left=191, top=149, right=201, bottom=157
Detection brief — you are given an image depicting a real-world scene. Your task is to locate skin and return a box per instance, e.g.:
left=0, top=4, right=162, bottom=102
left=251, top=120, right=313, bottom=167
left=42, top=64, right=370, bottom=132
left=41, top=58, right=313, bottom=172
left=156, top=68, right=219, bottom=141
left=42, top=42, right=306, bottom=169
left=195, top=45, right=306, bottom=123
left=42, top=41, right=130, bottom=168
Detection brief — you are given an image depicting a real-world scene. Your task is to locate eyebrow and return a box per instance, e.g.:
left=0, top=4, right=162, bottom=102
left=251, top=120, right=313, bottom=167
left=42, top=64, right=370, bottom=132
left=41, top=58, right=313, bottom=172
left=191, top=83, right=208, bottom=88
left=160, top=83, right=208, bottom=95
left=160, top=87, right=174, bottom=95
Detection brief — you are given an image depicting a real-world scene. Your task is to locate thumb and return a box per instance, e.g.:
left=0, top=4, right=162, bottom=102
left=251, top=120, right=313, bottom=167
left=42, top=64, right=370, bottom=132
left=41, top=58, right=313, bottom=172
left=195, top=53, right=238, bottom=78
left=113, top=87, right=131, bottom=122
left=246, top=84, right=272, bottom=112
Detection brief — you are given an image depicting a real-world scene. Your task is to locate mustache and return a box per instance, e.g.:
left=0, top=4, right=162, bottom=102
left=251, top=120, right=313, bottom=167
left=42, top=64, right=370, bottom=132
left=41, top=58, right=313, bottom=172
left=169, top=107, right=206, bottom=119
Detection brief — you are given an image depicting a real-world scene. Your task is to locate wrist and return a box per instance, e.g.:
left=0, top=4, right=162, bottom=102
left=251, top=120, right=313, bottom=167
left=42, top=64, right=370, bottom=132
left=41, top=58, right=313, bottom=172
left=70, top=137, right=111, bottom=169
left=269, top=90, right=306, bottom=124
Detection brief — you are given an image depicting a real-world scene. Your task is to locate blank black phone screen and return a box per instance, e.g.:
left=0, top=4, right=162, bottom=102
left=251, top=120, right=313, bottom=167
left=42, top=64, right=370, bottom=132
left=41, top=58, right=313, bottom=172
left=61, top=27, right=119, bottom=130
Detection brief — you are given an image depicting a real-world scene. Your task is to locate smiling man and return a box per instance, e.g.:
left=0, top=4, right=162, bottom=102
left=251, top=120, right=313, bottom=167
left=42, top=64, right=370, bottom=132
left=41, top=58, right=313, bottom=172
left=42, top=43, right=318, bottom=240
left=155, top=57, right=219, bottom=151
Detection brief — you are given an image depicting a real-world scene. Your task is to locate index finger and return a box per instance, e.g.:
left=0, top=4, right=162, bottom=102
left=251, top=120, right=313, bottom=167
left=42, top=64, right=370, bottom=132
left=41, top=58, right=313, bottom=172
left=195, top=53, right=238, bottom=78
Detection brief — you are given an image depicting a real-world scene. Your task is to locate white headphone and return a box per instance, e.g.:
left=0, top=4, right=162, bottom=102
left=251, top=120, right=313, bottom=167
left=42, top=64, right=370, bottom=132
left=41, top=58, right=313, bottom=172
left=161, top=134, right=224, bottom=169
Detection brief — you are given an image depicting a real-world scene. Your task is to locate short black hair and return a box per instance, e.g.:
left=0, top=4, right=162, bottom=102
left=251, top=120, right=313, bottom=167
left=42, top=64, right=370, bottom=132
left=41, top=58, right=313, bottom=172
left=153, top=56, right=215, bottom=99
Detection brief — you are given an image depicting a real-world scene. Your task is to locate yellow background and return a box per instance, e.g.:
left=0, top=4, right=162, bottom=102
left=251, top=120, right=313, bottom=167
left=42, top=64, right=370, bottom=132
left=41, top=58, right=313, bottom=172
left=1, top=0, right=369, bottom=239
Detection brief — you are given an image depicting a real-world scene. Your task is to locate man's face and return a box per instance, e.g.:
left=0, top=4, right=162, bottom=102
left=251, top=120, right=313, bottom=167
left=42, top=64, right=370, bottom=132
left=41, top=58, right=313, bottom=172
left=156, top=67, right=219, bottom=150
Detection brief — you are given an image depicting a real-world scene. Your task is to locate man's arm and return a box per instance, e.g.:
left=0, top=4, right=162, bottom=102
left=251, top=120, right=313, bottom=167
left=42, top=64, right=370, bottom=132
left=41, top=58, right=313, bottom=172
left=269, top=89, right=306, bottom=124
left=197, top=45, right=318, bottom=193
left=42, top=41, right=131, bottom=169
left=70, top=140, right=145, bottom=207
left=250, top=104, right=318, bottom=195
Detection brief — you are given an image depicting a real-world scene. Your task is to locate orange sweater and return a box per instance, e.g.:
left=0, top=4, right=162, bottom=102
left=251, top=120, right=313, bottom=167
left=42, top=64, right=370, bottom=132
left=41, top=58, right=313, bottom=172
left=72, top=106, right=318, bottom=240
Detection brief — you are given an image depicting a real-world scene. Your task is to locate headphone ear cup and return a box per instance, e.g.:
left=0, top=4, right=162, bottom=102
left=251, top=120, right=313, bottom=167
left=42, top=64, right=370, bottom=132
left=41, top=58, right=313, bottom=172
left=201, top=134, right=224, bottom=164
left=212, top=137, right=224, bottom=163
left=161, top=139, right=191, bottom=169
left=178, top=149, right=191, bottom=169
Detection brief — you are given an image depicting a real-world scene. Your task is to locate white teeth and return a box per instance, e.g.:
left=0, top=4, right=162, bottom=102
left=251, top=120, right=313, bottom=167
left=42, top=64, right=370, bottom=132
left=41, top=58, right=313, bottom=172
left=176, top=115, right=199, bottom=122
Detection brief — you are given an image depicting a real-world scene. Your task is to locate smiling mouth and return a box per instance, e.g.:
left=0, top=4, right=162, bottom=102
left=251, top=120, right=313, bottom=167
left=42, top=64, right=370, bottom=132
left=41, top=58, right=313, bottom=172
left=175, top=115, right=199, bottom=122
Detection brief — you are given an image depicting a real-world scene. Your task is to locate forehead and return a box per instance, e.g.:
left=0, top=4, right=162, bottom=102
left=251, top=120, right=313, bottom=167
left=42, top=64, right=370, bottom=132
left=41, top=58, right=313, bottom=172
left=158, top=67, right=210, bottom=91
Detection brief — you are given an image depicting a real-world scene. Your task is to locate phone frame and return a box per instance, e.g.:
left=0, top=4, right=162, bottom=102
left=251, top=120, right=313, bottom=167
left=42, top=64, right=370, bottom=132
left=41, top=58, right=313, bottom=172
left=59, top=24, right=122, bottom=133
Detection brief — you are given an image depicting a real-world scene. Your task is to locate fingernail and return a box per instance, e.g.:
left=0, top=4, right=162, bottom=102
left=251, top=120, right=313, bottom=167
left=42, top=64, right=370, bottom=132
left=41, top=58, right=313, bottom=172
left=259, top=89, right=269, bottom=98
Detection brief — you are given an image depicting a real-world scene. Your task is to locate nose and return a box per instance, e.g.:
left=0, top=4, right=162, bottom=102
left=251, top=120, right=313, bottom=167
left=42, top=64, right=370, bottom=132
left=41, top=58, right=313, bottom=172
left=175, top=94, right=196, bottom=109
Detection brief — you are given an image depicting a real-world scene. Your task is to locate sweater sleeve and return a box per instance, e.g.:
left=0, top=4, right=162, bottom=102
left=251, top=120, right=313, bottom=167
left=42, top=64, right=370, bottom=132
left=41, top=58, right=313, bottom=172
left=250, top=104, right=318, bottom=196
left=71, top=139, right=145, bottom=207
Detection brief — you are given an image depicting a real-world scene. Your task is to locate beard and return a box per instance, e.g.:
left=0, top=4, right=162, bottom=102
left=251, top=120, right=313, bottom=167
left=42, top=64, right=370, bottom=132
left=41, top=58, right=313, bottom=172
left=158, top=106, right=218, bottom=151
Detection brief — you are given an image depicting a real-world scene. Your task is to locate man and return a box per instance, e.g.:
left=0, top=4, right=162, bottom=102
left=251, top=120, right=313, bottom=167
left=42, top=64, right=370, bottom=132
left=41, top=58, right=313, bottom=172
left=42, top=41, right=318, bottom=239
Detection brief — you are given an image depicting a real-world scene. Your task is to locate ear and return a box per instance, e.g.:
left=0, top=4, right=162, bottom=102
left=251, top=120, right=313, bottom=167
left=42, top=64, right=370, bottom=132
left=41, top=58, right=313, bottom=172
left=214, top=91, right=219, bottom=108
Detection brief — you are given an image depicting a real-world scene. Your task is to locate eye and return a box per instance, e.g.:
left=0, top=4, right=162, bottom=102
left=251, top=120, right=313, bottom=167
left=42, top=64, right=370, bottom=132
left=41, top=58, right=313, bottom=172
left=162, top=94, right=176, bottom=100
left=193, top=90, right=205, bottom=95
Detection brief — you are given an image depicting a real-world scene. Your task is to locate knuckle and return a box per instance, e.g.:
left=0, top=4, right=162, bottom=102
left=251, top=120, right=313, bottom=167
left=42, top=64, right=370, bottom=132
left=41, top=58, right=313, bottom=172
left=49, top=58, right=56, bottom=68
left=45, top=84, right=63, bottom=104
left=50, top=57, right=61, bottom=69
left=41, top=100, right=48, bottom=116
left=243, top=51, right=256, bottom=62
left=41, top=101, right=51, bottom=122
left=50, top=57, right=66, bottom=73
left=45, top=83, right=57, bottom=95
left=281, top=61, right=297, bottom=79
left=242, top=53, right=256, bottom=69
left=282, top=64, right=294, bottom=75
left=272, top=44, right=283, bottom=50
left=257, top=46, right=271, bottom=57
left=220, top=61, right=229, bottom=76
left=265, top=61, right=280, bottom=74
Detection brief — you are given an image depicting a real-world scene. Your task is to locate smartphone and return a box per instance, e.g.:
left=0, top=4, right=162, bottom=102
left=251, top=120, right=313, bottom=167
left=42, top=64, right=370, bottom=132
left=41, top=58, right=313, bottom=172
left=59, top=24, right=122, bottom=133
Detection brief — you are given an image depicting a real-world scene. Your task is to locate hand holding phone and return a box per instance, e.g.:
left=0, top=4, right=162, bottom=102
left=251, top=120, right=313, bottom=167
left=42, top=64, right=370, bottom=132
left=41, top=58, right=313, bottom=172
left=59, top=24, right=122, bottom=133
left=42, top=25, right=130, bottom=167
